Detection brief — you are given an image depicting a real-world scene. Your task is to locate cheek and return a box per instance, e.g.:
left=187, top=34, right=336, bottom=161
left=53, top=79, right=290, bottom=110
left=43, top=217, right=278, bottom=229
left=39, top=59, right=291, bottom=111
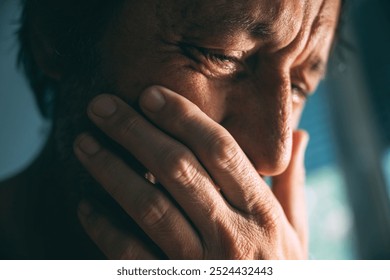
left=107, top=53, right=228, bottom=122
left=150, top=67, right=227, bottom=122
left=100, top=9, right=228, bottom=121
left=101, top=37, right=297, bottom=176
left=291, top=102, right=305, bottom=129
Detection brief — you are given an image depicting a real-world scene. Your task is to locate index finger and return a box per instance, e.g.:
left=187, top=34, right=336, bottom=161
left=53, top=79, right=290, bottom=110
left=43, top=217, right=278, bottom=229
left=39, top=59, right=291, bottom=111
left=139, top=86, right=274, bottom=214
left=86, top=94, right=230, bottom=234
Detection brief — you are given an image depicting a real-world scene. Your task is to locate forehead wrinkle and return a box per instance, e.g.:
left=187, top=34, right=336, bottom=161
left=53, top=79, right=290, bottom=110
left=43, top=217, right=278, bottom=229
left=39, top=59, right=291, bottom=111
left=292, top=0, right=340, bottom=69
left=275, top=0, right=326, bottom=61
left=172, top=0, right=292, bottom=40
left=289, top=0, right=341, bottom=93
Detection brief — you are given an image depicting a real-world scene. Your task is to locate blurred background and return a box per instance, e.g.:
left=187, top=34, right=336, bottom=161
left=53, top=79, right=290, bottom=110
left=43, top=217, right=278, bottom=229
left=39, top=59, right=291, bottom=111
left=1, top=0, right=389, bottom=259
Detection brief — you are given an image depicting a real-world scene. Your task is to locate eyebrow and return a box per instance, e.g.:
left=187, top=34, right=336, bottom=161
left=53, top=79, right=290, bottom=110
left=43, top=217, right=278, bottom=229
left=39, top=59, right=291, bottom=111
left=181, top=3, right=280, bottom=42
left=307, top=56, right=327, bottom=79
left=216, top=13, right=276, bottom=40
left=247, top=22, right=276, bottom=39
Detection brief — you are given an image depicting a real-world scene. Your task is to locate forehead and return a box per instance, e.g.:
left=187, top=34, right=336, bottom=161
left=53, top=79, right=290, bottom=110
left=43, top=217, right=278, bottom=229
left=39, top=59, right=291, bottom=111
left=158, top=0, right=340, bottom=44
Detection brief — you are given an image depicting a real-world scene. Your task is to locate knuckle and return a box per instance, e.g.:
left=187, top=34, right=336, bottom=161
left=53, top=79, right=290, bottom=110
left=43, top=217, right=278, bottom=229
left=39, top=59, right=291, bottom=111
left=87, top=214, right=116, bottom=250
left=206, top=133, right=244, bottom=172
left=253, top=200, right=281, bottom=240
left=94, top=152, right=124, bottom=197
left=159, top=147, right=199, bottom=186
left=204, top=200, right=221, bottom=223
left=117, top=113, right=142, bottom=139
left=170, top=103, right=197, bottom=130
left=213, top=216, right=254, bottom=259
left=135, top=192, right=170, bottom=229
left=173, top=242, right=202, bottom=260
left=96, top=150, right=117, bottom=172
left=227, top=242, right=252, bottom=260
left=88, top=148, right=112, bottom=171
left=118, top=243, right=142, bottom=260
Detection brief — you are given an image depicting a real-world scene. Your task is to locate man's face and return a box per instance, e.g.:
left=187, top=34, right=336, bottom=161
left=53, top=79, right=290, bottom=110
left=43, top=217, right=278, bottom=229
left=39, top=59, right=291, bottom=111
left=86, top=0, right=340, bottom=177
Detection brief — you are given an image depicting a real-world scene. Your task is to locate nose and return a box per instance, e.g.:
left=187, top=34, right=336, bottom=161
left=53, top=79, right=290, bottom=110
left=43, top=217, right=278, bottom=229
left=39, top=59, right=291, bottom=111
left=222, top=67, right=293, bottom=176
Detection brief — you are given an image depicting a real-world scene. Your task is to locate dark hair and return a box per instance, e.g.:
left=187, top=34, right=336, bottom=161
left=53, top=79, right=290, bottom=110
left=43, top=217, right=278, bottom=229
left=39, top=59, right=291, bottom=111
left=18, top=0, right=347, bottom=119
left=18, top=0, right=124, bottom=118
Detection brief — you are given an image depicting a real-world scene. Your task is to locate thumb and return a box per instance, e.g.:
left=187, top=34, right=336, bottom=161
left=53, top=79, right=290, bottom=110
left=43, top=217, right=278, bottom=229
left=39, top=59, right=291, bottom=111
left=272, top=130, right=309, bottom=249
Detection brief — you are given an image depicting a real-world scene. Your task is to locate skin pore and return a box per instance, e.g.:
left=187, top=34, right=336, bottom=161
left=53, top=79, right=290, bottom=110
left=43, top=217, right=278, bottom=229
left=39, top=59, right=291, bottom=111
left=0, top=0, right=341, bottom=259
left=100, top=0, right=339, bottom=175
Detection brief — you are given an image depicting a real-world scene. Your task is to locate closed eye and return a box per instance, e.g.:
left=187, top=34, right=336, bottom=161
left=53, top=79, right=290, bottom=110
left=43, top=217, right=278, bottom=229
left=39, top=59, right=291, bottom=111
left=291, top=83, right=310, bottom=103
left=179, top=43, right=245, bottom=78
left=198, top=48, right=238, bottom=64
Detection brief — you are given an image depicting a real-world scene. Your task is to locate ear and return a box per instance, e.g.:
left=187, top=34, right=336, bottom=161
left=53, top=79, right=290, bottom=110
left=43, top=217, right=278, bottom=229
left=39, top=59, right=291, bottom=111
left=30, top=27, right=63, bottom=81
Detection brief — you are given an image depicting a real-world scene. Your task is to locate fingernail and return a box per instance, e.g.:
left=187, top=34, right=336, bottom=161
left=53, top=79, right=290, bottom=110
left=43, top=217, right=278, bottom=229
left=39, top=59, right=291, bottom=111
left=140, top=87, right=166, bottom=112
left=78, top=134, right=101, bottom=155
left=91, top=95, right=117, bottom=118
left=78, top=201, right=93, bottom=216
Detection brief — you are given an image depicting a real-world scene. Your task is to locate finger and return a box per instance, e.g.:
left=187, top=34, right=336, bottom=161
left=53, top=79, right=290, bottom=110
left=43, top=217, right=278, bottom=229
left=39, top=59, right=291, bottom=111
left=138, top=86, right=271, bottom=213
left=74, top=134, right=203, bottom=259
left=78, top=201, right=158, bottom=259
left=86, top=94, right=230, bottom=232
left=272, top=130, right=309, bottom=249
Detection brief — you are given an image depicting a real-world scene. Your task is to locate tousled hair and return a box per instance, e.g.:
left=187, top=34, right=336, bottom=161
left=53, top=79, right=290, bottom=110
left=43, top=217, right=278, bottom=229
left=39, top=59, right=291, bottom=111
left=18, top=0, right=124, bottom=118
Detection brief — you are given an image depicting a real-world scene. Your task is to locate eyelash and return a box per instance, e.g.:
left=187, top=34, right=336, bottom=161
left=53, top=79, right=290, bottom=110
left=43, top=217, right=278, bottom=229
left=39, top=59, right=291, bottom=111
left=291, top=84, right=310, bottom=100
left=180, top=43, right=311, bottom=99
left=180, top=43, right=239, bottom=69
left=199, top=48, right=237, bottom=64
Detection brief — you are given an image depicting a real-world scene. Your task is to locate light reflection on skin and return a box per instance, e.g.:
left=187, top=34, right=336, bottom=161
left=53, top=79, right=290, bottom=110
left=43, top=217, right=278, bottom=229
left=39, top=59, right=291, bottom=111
left=67, top=0, right=341, bottom=259
left=0, top=0, right=342, bottom=259
left=100, top=0, right=340, bottom=176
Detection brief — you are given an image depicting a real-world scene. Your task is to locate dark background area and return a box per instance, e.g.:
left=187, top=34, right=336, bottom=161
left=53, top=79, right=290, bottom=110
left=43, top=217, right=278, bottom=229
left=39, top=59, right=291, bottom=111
left=1, top=0, right=389, bottom=259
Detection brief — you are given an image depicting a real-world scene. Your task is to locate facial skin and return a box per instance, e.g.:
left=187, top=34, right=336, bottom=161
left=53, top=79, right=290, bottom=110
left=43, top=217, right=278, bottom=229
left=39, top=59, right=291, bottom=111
left=0, top=0, right=341, bottom=259
left=67, top=0, right=340, bottom=259
left=98, top=0, right=339, bottom=176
